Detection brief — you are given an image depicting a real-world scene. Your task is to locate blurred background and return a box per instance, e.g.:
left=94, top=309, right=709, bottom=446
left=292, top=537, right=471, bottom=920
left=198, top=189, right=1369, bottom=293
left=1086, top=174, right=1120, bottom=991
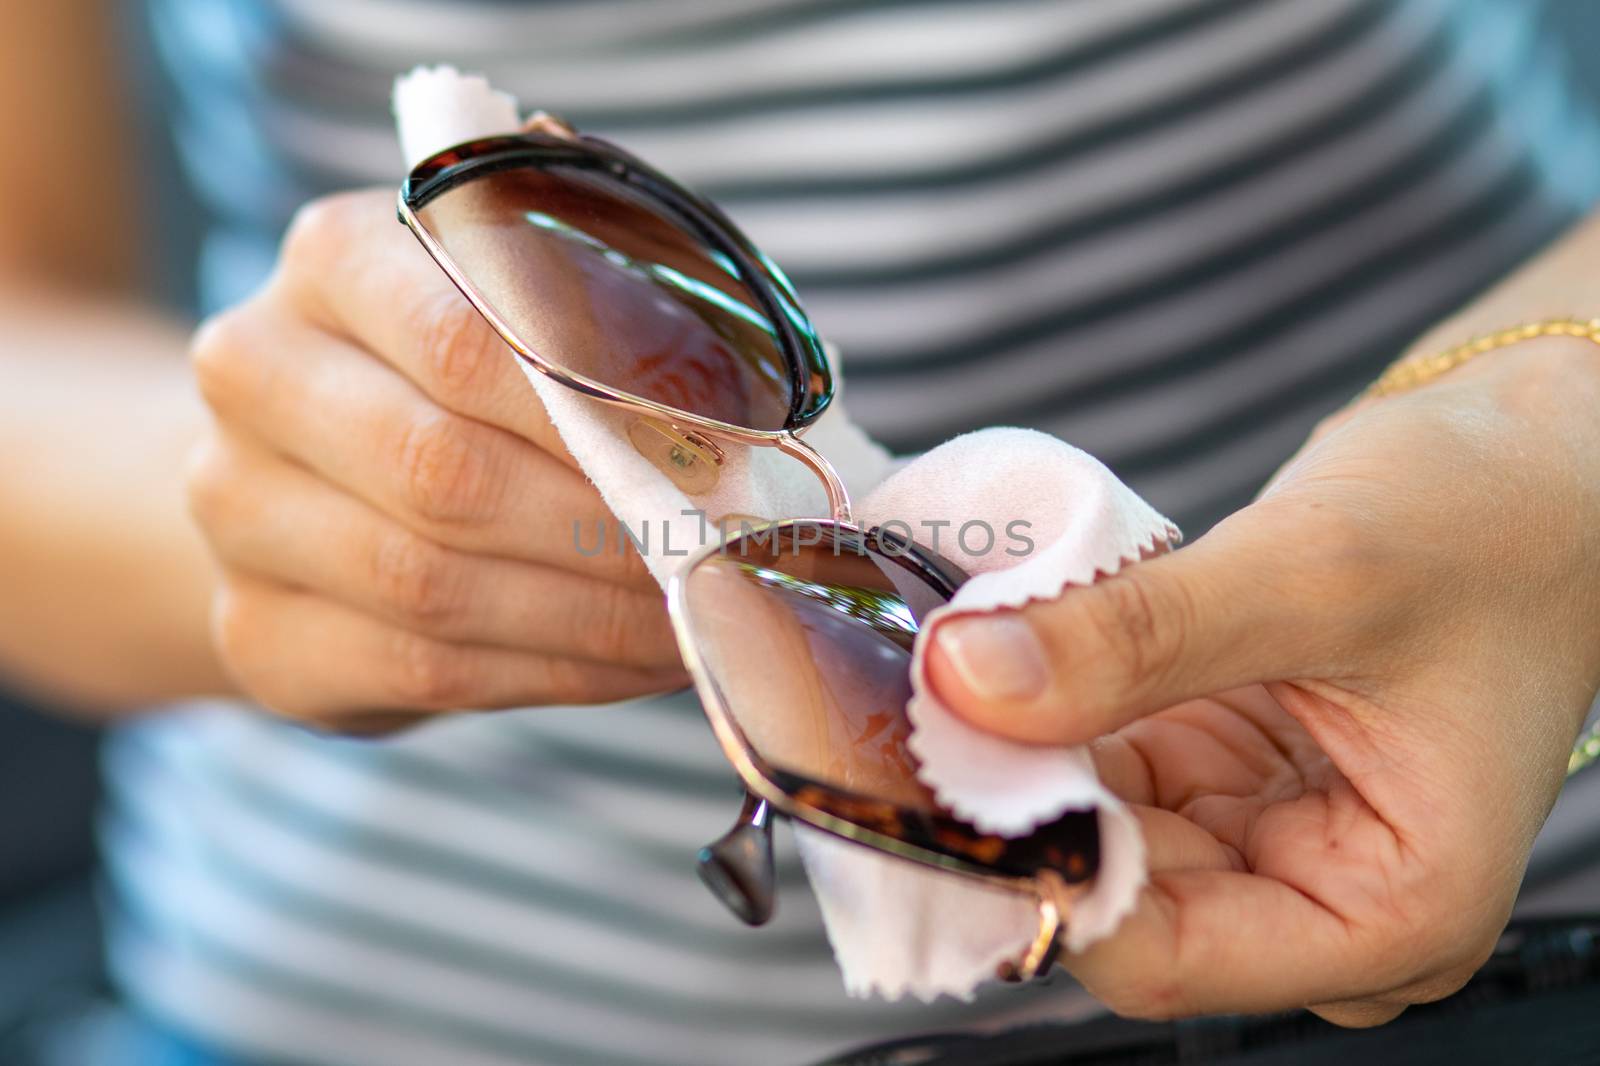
left=3, top=0, right=1600, bottom=1055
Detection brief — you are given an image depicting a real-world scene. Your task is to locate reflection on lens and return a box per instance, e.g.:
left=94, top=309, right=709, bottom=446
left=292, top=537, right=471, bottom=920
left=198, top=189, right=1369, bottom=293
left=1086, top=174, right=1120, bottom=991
left=415, top=165, right=796, bottom=431
left=683, top=524, right=953, bottom=811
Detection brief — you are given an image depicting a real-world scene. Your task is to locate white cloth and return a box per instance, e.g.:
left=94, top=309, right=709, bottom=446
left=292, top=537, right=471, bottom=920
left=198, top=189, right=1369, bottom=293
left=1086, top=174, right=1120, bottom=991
left=393, top=66, right=1178, bottom=1002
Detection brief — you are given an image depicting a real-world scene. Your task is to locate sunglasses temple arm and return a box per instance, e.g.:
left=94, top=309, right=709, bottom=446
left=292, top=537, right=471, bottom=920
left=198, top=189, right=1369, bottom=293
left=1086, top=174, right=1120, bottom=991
left=776, top=433, right=853, bottom=524
left=696, top=790, right=777, bottom=926
left=998, top=870, right=1074, bottom=983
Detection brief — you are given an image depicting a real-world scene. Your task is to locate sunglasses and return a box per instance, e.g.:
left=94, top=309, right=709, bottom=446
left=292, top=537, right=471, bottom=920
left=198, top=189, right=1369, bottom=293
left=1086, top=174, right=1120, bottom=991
left=399, top=115, right=1096, bottom=980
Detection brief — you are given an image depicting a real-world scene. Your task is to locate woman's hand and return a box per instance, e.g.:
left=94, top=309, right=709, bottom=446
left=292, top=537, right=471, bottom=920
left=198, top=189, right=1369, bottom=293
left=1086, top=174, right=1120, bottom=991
left=927, top=325, right=1600, bottom=1023
left=188, top=190, right=687, bottom=733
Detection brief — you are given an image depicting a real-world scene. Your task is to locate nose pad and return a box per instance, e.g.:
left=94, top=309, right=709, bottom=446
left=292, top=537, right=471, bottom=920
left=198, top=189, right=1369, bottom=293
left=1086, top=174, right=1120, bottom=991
left=697, top=791, right=776, bottom=926
left=627, top=417, right=723, bottom=495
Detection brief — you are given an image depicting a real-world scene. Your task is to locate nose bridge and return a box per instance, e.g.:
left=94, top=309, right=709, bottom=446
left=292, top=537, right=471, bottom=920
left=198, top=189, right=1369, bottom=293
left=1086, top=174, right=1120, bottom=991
left=776, top=432, right=853, bottom=525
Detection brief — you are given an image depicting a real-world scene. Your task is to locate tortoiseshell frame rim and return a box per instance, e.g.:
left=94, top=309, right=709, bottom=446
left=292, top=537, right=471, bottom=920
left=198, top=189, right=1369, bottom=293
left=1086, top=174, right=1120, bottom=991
left=666, top=520, right=1098, bottom=890
left=399, top=132, right=833, bottom=437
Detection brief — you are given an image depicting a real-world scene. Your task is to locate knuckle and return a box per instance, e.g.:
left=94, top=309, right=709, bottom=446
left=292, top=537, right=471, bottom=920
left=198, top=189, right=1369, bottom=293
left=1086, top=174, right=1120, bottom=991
left=409, top=289, right=503, bottom=407
left=372, top=529, right=464, bottom=629
left=189, top=307, right=254, bottom=411
left=581, top=525, right=655, bottom=586
left=397, top=412, right=499, bottom=525
left=388, top=630, right=469, bottom=709
left=538, top=656, right=623, bottom=706
left=209, top=579, right=258, bottom=675
left=533, top=657, right=591, bottom=704
left=1080, top=572, right=1188, bottom=702
left=183, top=436, right=234, bottom=531
left=281, top=193, right=361, bottom=271
left=581, top=582, right=641, bottom=663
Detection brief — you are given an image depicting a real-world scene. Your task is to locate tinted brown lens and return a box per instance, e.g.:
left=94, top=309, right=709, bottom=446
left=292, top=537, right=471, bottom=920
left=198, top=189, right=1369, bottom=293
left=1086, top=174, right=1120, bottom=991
left=414, top=165, right=794, bottom=431
left=683, top=524, right=952, bottom=811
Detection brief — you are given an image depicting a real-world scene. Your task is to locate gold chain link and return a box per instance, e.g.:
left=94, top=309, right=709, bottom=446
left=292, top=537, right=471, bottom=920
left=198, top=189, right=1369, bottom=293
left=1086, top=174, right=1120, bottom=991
left=1365, top=317, right=1600, bottom=399
left=1363, top=318, right=1600, bottom=777
left=1572, top=727, right=1600, bottom=777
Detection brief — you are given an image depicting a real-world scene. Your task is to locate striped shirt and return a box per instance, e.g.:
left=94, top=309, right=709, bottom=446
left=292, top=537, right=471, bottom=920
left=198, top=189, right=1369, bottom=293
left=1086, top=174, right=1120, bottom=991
left=116, top=1, right=1600, bottom=1063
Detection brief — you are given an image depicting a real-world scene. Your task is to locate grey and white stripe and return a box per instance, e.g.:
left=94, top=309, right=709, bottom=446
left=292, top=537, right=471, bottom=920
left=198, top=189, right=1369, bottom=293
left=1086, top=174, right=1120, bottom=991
left=116, top=0, right=1600, bottom=1062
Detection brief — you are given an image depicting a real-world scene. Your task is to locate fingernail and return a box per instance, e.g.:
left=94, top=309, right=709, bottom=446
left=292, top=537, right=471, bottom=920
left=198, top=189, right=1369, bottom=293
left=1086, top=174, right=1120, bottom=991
left=935, top=614, right=1049, bottom=702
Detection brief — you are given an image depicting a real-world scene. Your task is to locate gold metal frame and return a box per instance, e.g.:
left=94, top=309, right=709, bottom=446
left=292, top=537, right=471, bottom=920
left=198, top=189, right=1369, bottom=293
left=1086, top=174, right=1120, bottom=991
left=399, top=123, right=1079, bottom=980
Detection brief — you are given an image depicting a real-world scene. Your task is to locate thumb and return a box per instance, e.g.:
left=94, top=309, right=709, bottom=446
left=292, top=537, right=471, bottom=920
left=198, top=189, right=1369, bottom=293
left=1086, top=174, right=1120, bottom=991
left=924, top=509, right=1357, bottom=745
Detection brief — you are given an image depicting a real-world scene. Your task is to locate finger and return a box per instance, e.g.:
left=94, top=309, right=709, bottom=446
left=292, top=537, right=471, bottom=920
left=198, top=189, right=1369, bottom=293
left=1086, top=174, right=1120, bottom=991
left=1099, top=690, right=1321, bottom=817
left=1087, top=733, right=1155, bottom=804
left=1129, top=805, right=1243, bottom=875
left=190, top=433, right=683, bottom=671
left=212, top=572, right=688, bottom=725
left=272, top=190, right=576, bottom=465
left=924, top=501, right=1382, bottom=746
left=191, top=303, right=655, bottom=589
left=1062, top=869, right=1380, bottom=1019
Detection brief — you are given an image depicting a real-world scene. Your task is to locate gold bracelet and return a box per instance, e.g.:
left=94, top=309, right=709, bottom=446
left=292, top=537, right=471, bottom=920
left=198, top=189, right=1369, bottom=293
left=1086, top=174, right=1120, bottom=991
left=1365, top=317, right=1600, bottom=777
left=1364, top=317, right=1600, bottom=400
left=1573, top=727, right=1600, bottom=777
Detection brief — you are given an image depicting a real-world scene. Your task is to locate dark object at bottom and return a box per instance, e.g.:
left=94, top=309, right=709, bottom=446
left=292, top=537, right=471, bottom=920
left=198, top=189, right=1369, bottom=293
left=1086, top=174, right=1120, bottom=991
left=816, top=917, right=1600, bottom=1066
